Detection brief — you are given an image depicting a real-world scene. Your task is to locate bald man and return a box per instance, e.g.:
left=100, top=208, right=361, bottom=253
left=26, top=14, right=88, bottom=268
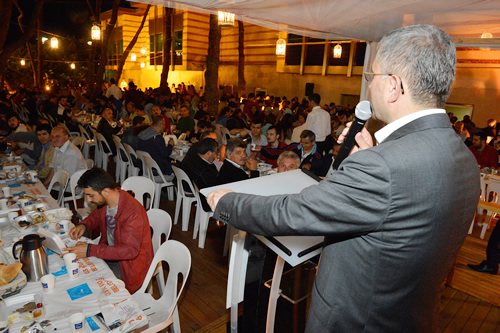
left=44, top=126, right=87, bottom=188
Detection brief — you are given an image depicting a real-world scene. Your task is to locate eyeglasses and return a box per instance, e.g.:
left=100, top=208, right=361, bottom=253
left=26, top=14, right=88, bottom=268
left=363, top=72, right=404, bottom=95
left=363, top=72, right=393, bottom=82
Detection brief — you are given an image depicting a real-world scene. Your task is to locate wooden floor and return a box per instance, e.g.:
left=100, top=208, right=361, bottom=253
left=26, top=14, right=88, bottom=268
left=151, top=195, right=500, bottom=333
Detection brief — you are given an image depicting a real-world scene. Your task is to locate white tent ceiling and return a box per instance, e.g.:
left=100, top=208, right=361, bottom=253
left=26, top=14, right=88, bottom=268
left=132, top=0, right=500, bottom=45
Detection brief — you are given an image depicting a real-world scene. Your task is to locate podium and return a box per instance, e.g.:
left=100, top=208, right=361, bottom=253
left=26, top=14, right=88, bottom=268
left=201, top=169, right=324, bottom=332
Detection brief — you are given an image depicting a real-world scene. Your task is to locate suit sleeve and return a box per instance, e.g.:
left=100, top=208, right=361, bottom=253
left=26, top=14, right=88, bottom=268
left=214, top=149, right=391, bottom=237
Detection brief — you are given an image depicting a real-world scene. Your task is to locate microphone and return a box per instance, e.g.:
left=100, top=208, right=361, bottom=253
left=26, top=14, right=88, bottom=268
left=332, top=100, right=372, bottom=170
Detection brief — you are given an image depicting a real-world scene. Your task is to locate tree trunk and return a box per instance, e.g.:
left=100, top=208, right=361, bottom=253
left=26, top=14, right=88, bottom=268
left=25, top=42, right=37, bottom=87
left=115, top=4, right=151, bottom=83
left=86, top=0, right=101, bottom=98
left=37, top=18, right=43, bottom=87
left=92, top=0, right=120, bottom=99
left=159, top=7, right=173, bottom=88
left=204, top=14, right=221, bottom=117
left=237, top=20, right=246, bottom=97
left=0, top=0, right=14, bottom=52
left=0, top=0, right=45, bottom=78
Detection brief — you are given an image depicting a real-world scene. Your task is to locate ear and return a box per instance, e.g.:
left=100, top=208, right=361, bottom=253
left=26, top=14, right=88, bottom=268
left=387, top=75, right=404, bottom=103
left=101, top=188, right=111, bottom=198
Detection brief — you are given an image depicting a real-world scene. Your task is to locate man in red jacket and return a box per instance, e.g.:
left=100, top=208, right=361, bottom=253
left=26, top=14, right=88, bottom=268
left=66, top=167, right=154, bottom=293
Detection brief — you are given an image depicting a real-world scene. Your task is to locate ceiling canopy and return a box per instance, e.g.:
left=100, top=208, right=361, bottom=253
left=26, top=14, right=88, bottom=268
left=131, top=0, right=500, bottom=45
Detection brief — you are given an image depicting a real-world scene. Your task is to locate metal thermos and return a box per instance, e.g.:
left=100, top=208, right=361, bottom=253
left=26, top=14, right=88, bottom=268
left=12, top=234, right=49, bottom=282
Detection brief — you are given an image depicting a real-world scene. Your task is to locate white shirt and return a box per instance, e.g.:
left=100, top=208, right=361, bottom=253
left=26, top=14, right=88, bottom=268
left=375, top=109, right=445, bottom=144
left=291, top=123, right=307, bottom=143
left=49, top=140, right=87, bottom=179
left=106, top=84, right=122, bottom=100
left=305, top=106, right=331, bottom=142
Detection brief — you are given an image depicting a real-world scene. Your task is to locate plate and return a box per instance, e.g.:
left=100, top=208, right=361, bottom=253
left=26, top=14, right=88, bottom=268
left=0, top=249, right=27, bottom=298
left=1, top=293, right=43, bottom=324
left=43, top=208, right=73, bottom=222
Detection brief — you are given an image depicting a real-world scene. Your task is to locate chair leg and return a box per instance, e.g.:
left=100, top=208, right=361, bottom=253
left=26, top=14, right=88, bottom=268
left=193, top=207, right=200, bottom=240
left=181, top=199, right=192, bottom=232
left=167, top=186, right=174, bottom=201
left=102, top=156, right=108, bottom=171
left=83, top=144, right=90, bottom=159
left=154, top=186, right=161, bottom=209
left=197, top=212, right=211, bottom=248
left=171, top=307, right=181, bottom=333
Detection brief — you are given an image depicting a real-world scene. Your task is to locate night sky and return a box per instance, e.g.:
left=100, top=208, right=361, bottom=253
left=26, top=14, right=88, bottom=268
left=42, top=0, right=128, bottom=40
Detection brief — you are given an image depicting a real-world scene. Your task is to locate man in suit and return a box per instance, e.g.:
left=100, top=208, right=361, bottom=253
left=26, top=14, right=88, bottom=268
left=216, top=138, right=258, bottom=185
left=207, top=25, right=479, bottom=332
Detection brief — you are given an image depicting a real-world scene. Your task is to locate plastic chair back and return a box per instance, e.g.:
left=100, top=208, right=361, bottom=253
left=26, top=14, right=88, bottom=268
left=47, top=170, right=69, bottom=205
left=122, top=176, right=155, bottom=210
left=123, top=143, right=141, bottom=177
left=146, top=209, right=172, bottom=253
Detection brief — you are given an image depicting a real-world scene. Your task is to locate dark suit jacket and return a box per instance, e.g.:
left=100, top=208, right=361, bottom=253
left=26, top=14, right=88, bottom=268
left=180, top=153, right=218, bottom=190
left=97, top=118, right=121, bottom=155
left=216, top=160, right=259, bottom=185
left=214, top=113, right=480, bottom=332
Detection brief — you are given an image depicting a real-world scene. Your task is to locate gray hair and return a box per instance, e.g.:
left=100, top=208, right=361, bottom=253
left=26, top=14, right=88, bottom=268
left=376, top=24, right=456, bottom=108
left=277, top=151, right=300, bottom=167
left=226, top=138, right=247, bottom=156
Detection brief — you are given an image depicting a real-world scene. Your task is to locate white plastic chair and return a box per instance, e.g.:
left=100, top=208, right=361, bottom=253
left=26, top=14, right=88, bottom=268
left=133, top=240, right=191, bottom=333
left=142, top=154, right=175, bottom=208
left=136, top=150, right=151, bottom=178
left=113, top=135, right=129, bottom=184
left=94, top=132, right=113, bottom=171
left=123, top=143, right=141, bottom=177
left=479, top=180, right=500, bottom=239
left=47, top=170, right=69, bottom=206
left=171, top=166, right=197, bottom=232
left=193, top=183, right=214, bottom=249
left=71, top=136, right=85, bottom=151
left=146, top=209, right=172, bottom=295
left=64, top=169, right=91, bottom=221
left=86, top=159, right=94, bottom=169
left=122, top=176, right=155, bottom=210
left=78, top=125, right=96, bottom=160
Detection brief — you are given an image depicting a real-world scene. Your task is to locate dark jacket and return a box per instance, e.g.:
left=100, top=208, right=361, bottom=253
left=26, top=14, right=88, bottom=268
left=137, top=127, right=173, bottom=175
left=97, top=118, right=121, bottom=155
left=292, top=144, right=324, bottom=176
left=216, top=160, right=259, bottom=185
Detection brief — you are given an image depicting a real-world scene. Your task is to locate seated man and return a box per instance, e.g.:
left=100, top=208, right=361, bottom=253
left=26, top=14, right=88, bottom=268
left=216, top=138, right=258, bottom=185
left=180, top=138, right=219, bottom=190
left=277, top=151, right=300, bottom=173
left=151, top=104, right=171, bottom=134
left=43, top=126, right=87, bottom=188
left=97, top=108, right=122, bottom=156
left=33, top=124, right=55, bottom=182
left=174, top=105, right=195, bottom=136
left=121, top=116, right=147, bottom=151
left=66, top=167, right=153, bottom=293
left=469, top=130, right=499, bottom=169
left=259, top=126, right=288, bottom=168
left=246, top=118, right=268, bottom=156
left=291, top=129, right=324, bottom=176
left=137, top=116, right=175, bottom=181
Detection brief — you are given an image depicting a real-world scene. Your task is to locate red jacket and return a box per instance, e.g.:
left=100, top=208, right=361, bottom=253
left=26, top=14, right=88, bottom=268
left=82, top=190, right=153, bottom=293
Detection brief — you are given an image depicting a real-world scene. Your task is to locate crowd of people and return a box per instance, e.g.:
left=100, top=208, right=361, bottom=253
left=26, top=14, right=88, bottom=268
left=0, top=23, right=496, bottom=330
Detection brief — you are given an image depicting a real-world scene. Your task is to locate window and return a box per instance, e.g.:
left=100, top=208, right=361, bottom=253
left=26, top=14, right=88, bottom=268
left=174, top=30, right=182, bottom=65
left=285, top=34, right=302, bottom=66
left=305, top=37, right=325, bottom=66
left=150, top=34, right=163, bottom=66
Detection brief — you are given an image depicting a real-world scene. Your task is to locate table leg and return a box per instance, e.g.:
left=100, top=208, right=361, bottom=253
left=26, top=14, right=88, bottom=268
left=266, top=256, right=285, bottom=333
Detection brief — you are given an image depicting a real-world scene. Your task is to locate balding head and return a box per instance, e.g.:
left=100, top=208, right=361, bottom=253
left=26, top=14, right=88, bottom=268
left=51, top=126, right=70, bottom=148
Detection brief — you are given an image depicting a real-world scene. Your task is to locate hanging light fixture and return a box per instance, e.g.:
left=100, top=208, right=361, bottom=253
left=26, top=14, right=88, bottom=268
left=91, top=23, right=101, bottom=41
left=141, top=45, right=147, bottom=55
left=41, top=37, right=48, bottom=44
left=50, top=37, right=58, bottom=49
left=88, top=41, right=92, bottom=45
left=333, top=44, right=342, bottom=58
left=70, top=63, right=76, bottom=69
left=120, top=80, right=128, bottom=89
left=140, top=62, right=145, bottom=68
left=131, top=53, right=137, bottom=61
left=218, top=11, right=235, bottom=26
left=20, top=59, right=26, bottom=66
left=276, top=38, right=286, bottom=56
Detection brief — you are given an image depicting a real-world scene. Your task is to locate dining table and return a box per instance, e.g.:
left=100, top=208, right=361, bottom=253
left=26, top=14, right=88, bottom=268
left=0, top=158, right=148, bottom=332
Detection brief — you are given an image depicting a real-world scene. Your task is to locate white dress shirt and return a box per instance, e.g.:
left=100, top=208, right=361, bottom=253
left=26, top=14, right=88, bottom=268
left=49, top=140, right=87, bottom=180
left=305, top=106, right=331, bottom=142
